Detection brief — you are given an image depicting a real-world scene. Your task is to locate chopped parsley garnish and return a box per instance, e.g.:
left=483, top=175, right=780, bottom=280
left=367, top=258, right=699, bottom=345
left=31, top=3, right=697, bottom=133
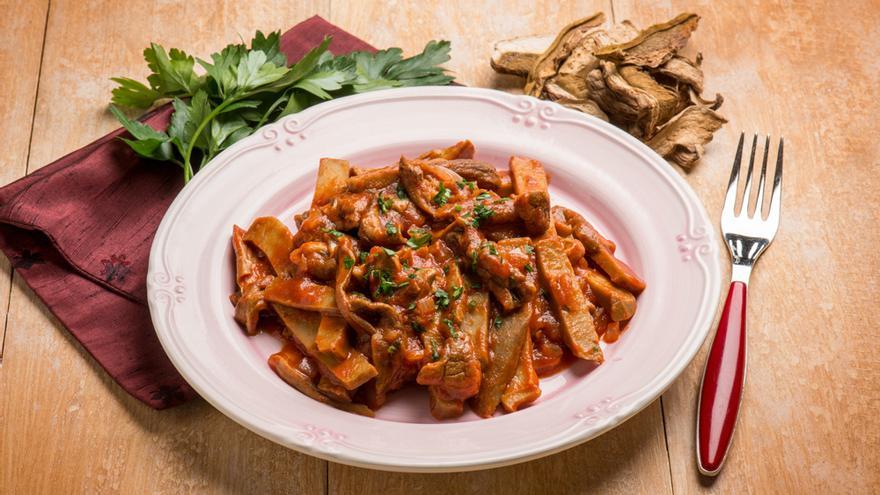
left=468, top=299, right=477, bottom=309
left=493, top=316, right=503, bottom=329
left=451, top=286, right=463, bottom=299
left=431, top=341, right=440, bottom=361
left=475, top=192, right=492, bottom=201
left=377, top=194, right=392, bottom=213
left=412, top=321, right=425, bottom=333
left=457, top=179, right=476, bottom=191
left=444, top=318, right=458, bottom=338
left=322, top=228, right=343, bottom=238
left=434, top=289, right=450, bottom=309
left=471, top=203, right=494, bottom=227
left=408, top=273, right=416, bottom=279
left=358, top=251, right=368, bottom=263
left=407, top=302, right=416, bottom=311
left=524, top=263, right=534, bottom=273
left=470, top=250, right=479, bottom=271
left=433, top=182, right=452, bottom=206
left=385, top=222, right=398, bottom=235
left=387, top=341, right=400, bottom=354
left=371, top=269, right=408, bottom=296
left=524, top=245, right=535, bottom=255
left=396, top=182, right=408, bottom=199
left=487, top=243, right=498, bottom=256
left=539, top=288, right=548, bottom=298
left=381, top=247, right=396, bottom=257
left=343, top=256, right=354, bottom=269
left=406, top=227, right=432, bottom=249
left=454, top=205, right=462, bottom=212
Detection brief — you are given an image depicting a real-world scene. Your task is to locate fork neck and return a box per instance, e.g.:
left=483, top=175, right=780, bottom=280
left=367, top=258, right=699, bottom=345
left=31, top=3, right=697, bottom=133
left=730, top=264, right=752, bottom=285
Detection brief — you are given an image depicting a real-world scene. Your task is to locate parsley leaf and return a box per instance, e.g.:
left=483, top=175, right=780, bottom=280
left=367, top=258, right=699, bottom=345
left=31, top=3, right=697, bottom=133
left=524, top=245, right=535, bottom=255
left=471, top=203, right=494, bottom=227
left=493, top=316, right=503, bottom=329
left=406, top=227, right=432, bottom=249
left=433, top=182, right=451, bottom=206
left=385, top=222, right=398, bottom=235
left=457, top=179, right=476, bottom=191
left=434, top=289, right=450, bottom=309
left=444, top=318, right=458, bottom=338
left=343, top=256, right=354, bottom=269
left=475, top=192, right=492, bottom=201
left=373, top=268, right=409, bottom=296
left=110, top=33, right=454, bottom=183
left=396, top=182, right=408, bottom=199
left=378, top=195, right=392, bottom=214
left=381, top=247, right=397, bottom=257
left=451, top=286, right=463, bottom=299
left=322, top=228, right=343, bottom=238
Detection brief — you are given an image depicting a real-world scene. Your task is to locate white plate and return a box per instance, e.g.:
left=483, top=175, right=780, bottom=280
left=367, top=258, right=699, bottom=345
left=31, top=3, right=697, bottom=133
left=148, top=86, right=721, bottom=472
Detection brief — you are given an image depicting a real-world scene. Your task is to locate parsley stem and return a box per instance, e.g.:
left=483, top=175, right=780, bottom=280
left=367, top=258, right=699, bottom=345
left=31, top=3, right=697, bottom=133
left=182, top=96, right=240, bottom=182
left=254, top=91, right=290, bottom=130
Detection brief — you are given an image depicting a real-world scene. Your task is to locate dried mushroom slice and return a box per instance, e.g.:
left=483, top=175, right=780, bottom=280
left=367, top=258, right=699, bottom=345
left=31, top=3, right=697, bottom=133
left=549, top=20, right=638, bottom=101
left=655, top=55, right=705, bottom=93
left=618, top=65, right=687, bottom=138
left=524, top=13, right=606, bottom=97
left=647, top=105, right=727, bottom=169
left=594, top=13, right=700, bottom=68
left=490, top=34, right=554, bottom=76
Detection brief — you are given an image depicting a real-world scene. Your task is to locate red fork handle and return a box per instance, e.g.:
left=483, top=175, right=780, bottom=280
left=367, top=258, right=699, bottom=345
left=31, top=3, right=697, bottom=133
left=697, top=281, right=748, bottom=476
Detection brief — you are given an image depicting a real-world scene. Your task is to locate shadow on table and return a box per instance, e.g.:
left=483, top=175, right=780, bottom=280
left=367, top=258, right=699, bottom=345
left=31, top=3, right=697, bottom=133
left=327, top=401, right=671, bottom=495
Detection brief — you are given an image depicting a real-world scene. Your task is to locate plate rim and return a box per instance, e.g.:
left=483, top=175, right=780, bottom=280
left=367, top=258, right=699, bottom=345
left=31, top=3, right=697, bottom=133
left=148, top=86, right=722, bottom=472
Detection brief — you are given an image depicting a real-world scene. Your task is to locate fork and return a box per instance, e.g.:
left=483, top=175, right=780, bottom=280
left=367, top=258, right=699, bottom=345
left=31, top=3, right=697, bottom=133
left=696, top=133, right=784, bottom=476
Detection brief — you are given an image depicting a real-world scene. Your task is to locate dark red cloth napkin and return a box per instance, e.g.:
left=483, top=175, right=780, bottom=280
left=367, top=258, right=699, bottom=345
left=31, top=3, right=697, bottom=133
left=0, top=16, right=375, bottom=409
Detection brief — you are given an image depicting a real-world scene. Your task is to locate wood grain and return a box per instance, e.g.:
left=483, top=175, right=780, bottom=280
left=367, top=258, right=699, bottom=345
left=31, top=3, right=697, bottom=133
left=609, top=1, right=880, bottom=492
left=0, top=1, right=330, bottom=493
left=1, top=0, right=879, bottom=493
left=329, top=402, right=671, bottom=495
left=0, top=0, right=49, bottom=359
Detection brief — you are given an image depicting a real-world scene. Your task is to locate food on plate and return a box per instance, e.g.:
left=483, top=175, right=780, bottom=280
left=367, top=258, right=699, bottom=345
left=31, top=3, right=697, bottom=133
left=490, top=12, right=726, bottom=169
left=229, top=140, right=645, bottom=419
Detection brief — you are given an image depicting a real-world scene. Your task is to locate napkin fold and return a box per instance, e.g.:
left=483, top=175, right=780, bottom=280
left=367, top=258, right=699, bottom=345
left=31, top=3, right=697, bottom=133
left=0, top=16, right=375, bottom=409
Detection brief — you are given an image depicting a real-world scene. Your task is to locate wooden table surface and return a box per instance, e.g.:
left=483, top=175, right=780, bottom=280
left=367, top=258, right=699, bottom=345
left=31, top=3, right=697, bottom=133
left=1, top=1, right=877, bottom=493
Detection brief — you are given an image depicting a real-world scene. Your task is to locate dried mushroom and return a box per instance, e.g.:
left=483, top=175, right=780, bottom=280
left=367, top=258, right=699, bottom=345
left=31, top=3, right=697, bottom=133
left=491, top=12, right=725, bottom=169
left=647, top=105, right=727, bottom=169
left=593, top=13, right=700, bottom=68
left=490, top=34, right=555, bottom=77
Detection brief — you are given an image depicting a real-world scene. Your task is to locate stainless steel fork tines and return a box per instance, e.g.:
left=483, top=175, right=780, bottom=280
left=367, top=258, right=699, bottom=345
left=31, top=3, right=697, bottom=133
left=721, top=133, right=784, bottom=283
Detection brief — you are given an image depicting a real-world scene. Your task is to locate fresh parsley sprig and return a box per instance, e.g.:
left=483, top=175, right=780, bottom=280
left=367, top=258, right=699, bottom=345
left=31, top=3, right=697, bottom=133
left=110, top=31, right=454, bottom=182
